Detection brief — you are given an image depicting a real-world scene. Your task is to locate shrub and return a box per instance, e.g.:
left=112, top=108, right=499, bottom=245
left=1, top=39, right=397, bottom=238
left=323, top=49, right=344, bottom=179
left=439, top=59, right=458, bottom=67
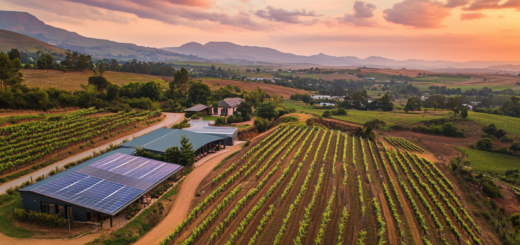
left=0, top=177, right=6, bottom=183
left=482, top=180, right=503, bottom=198
left=477, top=138, right=493, bottom=150
left=254, top=118, right=270, bottom=133
left=322, top=111, right=331, bottom=118
left=6, top=187, right=14, bottom=195
left=500, top=135, right=514, bottom=143
left=214, top=117, right=226, bottom=125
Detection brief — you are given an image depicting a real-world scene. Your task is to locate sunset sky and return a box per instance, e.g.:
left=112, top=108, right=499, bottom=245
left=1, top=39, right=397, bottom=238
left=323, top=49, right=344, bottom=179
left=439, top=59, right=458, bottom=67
left=2, top=0, right=520, bottom=62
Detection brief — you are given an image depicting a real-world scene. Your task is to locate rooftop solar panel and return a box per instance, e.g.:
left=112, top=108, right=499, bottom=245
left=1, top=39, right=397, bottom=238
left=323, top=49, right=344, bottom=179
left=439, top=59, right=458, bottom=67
left=28, top=153, right=182, bottom=215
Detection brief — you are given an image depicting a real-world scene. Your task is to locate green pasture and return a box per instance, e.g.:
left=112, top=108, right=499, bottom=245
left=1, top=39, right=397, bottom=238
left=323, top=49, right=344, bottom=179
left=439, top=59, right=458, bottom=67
left=461, top=148, right=520, bottom=175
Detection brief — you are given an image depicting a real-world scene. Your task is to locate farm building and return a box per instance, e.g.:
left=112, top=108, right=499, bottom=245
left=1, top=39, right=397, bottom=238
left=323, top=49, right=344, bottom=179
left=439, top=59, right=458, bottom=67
left=217, top=98, right=244, bottom=116
left=120, top=128, right=229, bottom=156
left=19, top=148, right=183, bottom=226
left=184, top=104, right=213, bottom=115
left=185, top=121, right=238, bottom=146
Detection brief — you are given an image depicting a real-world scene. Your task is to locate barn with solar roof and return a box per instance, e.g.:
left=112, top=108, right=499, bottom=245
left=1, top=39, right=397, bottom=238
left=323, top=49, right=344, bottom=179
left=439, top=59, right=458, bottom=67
left=19, top=148, right=183, bottom=227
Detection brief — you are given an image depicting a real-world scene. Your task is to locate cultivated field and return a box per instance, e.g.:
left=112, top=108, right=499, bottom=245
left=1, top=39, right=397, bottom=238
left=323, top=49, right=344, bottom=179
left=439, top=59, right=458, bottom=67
left=0, top=108, right=161, bottom=174
left=21, top=70, right=168, bottom=90
left=159, top=126, right=486, bottom=245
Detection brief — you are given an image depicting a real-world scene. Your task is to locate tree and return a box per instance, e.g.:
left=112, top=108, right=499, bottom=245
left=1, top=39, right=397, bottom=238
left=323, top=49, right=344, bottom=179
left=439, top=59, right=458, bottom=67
left=236, top=101, right=253, bottom=121
left=164, top=146, right=181, bottom=164
left=106, top=83, right=120, bottom=101
left=256, top=100, right=278, bottom=120
left=322, top=110, right=331, bottom=118
left=254, top=117, right=270, bottom=133
left=404, top=97, right=421, bottom=112
left=88, top=76, right=109, bottom=92
left=510, top=142, right=520, bottom=153
left=37, top=53, right=54, bottom=69
left=8, top=48, right=21, bottom=61
left=511, top=213, right=520, bottom=239
left=0, top=53, right=21, bottom=89
left=173, top=68, right=191, bottom=100
left=494, top=129, right=507, bottom=139
left=461, top=107, right=468, bottom=120
left=178, top=135, right=195, bottom=167
left=140, top=81, right=162, bottom=100
left=477, top=138, right=493, bottom=150
left=188, top=81, right=211, bottom=105
left=442, top=122, right=459, bottom=136
left=482, top=124, right=497, bottom=136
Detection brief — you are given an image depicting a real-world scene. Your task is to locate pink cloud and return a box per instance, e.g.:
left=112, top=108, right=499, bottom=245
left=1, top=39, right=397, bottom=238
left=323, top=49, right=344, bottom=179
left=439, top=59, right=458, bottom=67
left=464, top=0, right=520, bottom=11
left=460, top=12, right=487, bottom=20
left=255, top=6, right=318, bottom=24
left=338, top=1, right=378, bottom=27
left=383, top=0, right=451, bottom=28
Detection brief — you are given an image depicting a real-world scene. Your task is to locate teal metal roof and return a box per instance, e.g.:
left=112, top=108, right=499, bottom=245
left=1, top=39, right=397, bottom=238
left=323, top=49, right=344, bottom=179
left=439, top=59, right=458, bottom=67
left=121, top=128, right=224, bottom=153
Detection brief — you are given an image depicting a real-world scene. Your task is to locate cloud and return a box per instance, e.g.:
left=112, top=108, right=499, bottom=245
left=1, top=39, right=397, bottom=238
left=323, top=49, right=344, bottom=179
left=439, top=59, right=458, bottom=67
left=383, top=0, right=451, bottom=28
left=60, top=0, right=266, bottom=30
left=254, top=6, right=318, bottom=24
left=464, top=0, right=520, bottom=11
left=445, top=0, right=470, bottom=7
left=460, top=12, right=487, bottom=20
left=338, top=1, right=378, bottom=27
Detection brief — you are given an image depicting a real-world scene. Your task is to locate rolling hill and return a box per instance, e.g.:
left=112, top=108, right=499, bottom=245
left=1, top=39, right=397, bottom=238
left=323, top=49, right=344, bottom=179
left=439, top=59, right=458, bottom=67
left=0, top=29, right=66, bottom=53
left=0, top=11, right=205, bottom=62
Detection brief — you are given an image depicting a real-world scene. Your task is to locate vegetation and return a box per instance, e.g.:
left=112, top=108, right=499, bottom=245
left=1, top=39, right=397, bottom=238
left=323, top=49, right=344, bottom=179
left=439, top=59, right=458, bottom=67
left=155, top=127, right=484, bottom=245
left=384, top=136, right=424, bottom=153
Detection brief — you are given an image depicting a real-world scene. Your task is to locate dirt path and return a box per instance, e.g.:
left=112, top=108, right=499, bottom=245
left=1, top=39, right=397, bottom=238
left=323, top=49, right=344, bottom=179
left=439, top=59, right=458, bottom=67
left=0, top=113, right=184, bottom=194
left=133, top=143, right=244, bottom=245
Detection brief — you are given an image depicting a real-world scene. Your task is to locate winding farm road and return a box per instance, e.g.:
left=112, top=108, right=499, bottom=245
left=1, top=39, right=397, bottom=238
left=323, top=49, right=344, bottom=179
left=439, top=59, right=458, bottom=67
left=134, top=143, right=244, bottom=245
left=0, top=113, right=183, bottom=194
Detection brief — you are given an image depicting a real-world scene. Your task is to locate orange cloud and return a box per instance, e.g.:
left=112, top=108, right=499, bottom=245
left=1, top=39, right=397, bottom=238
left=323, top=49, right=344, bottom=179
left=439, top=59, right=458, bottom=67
left=383, top=0, right=451, bottom=28
left=464, top=0, right=520, bottom=11
left=460, top=12, right=487, bottom=20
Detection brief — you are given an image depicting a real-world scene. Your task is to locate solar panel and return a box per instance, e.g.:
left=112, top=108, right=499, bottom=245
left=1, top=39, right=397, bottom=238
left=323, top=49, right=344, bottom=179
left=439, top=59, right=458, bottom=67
left=30, top=153, right=182, bottom=215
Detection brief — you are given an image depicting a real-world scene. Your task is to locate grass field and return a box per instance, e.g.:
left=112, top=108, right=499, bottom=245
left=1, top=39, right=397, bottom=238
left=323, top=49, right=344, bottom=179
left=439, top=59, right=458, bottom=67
left=283, top=100, right=520, bottom=135
left=461, top=148, right=520, bottom=175
left=283, top=100, right=451, bottom=126
left=202, top=116, right=221, bottom=121
left=468, top=112, right=520, bottom=135
left=198, top=78, right=309, bottom=98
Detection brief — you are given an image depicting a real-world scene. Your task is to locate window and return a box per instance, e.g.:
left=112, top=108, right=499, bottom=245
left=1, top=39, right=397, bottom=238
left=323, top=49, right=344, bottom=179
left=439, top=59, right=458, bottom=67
left=49, top=203, right=56, bottom=214
left=57, top=205, right=65, bottom=217
left=41, top=202, right=49, bottom=213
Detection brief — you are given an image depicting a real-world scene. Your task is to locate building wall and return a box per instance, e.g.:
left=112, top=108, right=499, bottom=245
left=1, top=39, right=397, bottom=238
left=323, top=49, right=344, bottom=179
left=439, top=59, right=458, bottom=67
left=216, top=107, right=235, bottom=116
left=20, top=191, right=89, bottom=222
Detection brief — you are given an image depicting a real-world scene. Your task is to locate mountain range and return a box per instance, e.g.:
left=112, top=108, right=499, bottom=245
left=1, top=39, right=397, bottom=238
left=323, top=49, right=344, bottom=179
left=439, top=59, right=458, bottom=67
left=163, top=42, right=520, bottom=70
left=0, top=11, right=203, bottom=62
left=1, top=10, right=520, bottom=70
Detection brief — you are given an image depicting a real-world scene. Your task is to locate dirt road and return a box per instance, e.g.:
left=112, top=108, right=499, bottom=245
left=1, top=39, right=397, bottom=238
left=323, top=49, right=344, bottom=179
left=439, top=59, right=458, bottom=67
left=134, top=143, right=244, bottom=245
left=0, top=113, right=183, bottom=194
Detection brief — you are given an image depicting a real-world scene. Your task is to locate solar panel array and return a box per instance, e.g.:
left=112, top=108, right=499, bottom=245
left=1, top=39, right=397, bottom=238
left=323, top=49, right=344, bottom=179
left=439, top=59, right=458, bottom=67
left=31, top=153, right=182, bottom=215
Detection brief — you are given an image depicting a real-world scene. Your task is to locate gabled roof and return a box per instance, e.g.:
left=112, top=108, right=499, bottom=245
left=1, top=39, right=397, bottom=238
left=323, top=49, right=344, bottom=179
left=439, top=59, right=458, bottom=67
left=218, top=98, right=244, bottom=108
left=184, top=104, right=210, bottom=112
left=120, top=128, right=224, bottom=153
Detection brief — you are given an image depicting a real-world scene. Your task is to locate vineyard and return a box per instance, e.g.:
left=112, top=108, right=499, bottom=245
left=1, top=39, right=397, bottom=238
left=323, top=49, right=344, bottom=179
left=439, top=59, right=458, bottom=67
left=0, top=108, right=161, bottom=173
left=384, top=136, right=424, bottom=153
left=160, top=126, right=485, bottom=245
left=462, top=148, right=520, bottom=175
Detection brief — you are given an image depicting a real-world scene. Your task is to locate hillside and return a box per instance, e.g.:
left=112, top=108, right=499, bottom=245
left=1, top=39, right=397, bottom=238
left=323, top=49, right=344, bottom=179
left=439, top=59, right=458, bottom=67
left=0, top=30, right=66, bottom=53
left=20, top=69, right=309, bottom=98
left=0, top=11, right=205, bottom=62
